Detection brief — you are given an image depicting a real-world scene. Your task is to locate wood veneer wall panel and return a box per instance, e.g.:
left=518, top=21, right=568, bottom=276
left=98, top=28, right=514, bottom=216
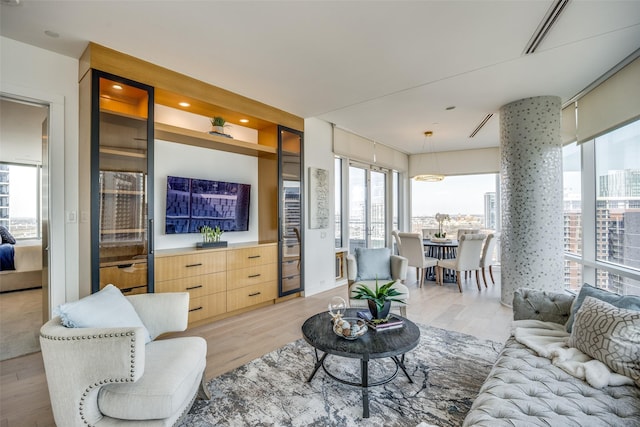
left=80, top=43, right=304, bottom=131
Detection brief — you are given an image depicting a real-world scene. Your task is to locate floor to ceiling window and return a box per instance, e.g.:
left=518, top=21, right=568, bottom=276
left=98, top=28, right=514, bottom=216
left=0, top=162, right=41, bottom=239
left=348, top=163, right=388, bottom=252
left=563, top=119, right=640, bottom=296
left=411, top=173, right=497, bottom=236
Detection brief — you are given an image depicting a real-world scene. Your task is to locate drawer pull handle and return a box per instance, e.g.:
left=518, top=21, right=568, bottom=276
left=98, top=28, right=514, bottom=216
left=117, top=263, right=134, bottom=269
left=248, top=274, right=261, bottom=278
left=248, top=292, right=261, bottom=297
left=189, top=306, right=203, bottom=312
left=186, top=285, right=203, bottom=290
left=248, top=255, right=261, bottom=259
left=186, top=263, right=203, bottom=268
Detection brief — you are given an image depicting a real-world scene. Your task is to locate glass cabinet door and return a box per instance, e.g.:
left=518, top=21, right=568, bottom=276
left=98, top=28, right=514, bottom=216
left=91, top=72, right=154, bottom=294
left=279, top=126, right=304, bottom=296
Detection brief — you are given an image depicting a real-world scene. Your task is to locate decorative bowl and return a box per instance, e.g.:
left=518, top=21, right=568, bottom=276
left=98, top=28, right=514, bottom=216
left=333, top=317, right=367, bottom=340
left=430, top=237, right=451, bottom=243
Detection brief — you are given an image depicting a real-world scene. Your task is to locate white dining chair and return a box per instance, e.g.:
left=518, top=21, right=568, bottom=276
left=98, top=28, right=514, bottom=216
left=479, top=232, right=499, bottom=287
left=396, top=232, right=438, bottom=288
left=436, top=234, right=486, bottom=292
left=456, top=228, right=480, bottom=241
left=422, top=228, right=438, bottom=239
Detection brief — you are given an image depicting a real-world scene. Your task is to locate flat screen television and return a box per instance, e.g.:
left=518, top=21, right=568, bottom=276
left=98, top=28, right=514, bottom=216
left=165, top=175, right=251, bottom=234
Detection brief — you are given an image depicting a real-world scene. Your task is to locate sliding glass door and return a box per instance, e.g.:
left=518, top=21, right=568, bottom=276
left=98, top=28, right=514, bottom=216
left=348, top=164, right=387, bottom=252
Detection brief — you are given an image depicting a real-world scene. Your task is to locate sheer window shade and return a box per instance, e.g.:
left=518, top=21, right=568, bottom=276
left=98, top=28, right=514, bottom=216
left=562, top=103, right=577, bottom=145
left=577, top=57, right=640, bottom=143
left=333, top=127, right=408, bottom=172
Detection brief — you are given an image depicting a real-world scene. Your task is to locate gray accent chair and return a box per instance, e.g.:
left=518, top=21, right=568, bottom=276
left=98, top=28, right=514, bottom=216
left=463, top=288, right=640, bottom=426
left=346, top=253, right=409, bottom=317
left=40, top=292, right=210, bottom=426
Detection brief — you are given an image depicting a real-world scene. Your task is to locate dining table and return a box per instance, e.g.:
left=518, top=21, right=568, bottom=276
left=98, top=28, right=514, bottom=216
left=423, top=238, right=459, bottom=283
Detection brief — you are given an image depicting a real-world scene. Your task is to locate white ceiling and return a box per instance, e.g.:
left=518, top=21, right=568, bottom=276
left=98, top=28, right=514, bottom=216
left=1, top=0, right=639, bottom=154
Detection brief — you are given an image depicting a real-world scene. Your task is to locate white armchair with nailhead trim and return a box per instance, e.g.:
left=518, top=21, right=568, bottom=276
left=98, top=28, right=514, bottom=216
left=40, top=292, right=210, bottom=426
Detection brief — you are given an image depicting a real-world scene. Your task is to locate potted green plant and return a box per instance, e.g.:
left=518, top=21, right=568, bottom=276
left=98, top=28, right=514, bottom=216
left=196, top=225, right=227, bottom=248
left=352, top=279, right=405, bottom=321
left=210, top=116, right=227, bottom=134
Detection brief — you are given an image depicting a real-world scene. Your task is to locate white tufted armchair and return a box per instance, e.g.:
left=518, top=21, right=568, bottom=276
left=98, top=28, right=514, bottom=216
left=40, top=292, right=210, bottom=426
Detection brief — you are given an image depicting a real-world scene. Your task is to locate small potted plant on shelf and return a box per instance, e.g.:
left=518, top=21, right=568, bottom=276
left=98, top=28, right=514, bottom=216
left=352, top=279, right=405, bottom=322
left=196, top=225, right=227, bottom=248
left=210, top=116, right=229, bottom=135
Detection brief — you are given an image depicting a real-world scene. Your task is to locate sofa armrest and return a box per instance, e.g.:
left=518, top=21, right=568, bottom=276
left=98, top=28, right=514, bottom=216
left=39, top=319, right=147, bottom=426
left=390, top=255, right=408, bottom=281
left=512, top=288, right=574, bottom=325
left=127, top=292, right=189, bottom=340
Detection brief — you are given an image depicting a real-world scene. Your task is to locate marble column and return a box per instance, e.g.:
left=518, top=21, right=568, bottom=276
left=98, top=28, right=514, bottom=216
left=499, top=96, right=564, bottom=306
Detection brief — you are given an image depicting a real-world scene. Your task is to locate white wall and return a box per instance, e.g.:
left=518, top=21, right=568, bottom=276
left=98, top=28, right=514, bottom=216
left=303, top=118, right=341, bottom=297
left=1, top=36, right=79, bottom=311
left=153, top=140, right=259, bottom=249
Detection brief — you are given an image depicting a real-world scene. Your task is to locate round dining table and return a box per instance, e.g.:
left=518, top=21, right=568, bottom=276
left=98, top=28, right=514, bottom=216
left=423, top=238, right=459, bottom=283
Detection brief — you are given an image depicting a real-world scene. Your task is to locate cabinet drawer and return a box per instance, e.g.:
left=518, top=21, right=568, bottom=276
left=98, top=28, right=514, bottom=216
left=281, top=259, right=300, bottom=277
left=227, top=263, right=277, bottom=291
left=226, top=245, right=277, bottom=270
left=188, top=293, right=226, bottom=324
left=155, top=251, right=226, bottom=281
left=100, top=262, right=147, bottom=291
left=281, top=275, right=301, bottom=294
left=155, top=272, right=226, bottom=298
left=226, top=281, right=277, bottom=312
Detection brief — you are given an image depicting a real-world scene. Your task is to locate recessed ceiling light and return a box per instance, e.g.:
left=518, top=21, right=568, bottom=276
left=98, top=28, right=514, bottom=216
left=44, top=30, right=59, bottom=38
left=178, top=102, right=190, bottom=107
left=112, top=84, right=123, bottom=90
left=239, top=119, right=249, bottom=123
left=445, top=106, right=456, bottom=111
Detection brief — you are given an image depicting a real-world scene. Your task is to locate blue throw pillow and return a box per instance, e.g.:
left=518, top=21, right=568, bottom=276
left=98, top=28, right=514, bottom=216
left=566, top=283, right=640, bottom=333
left=54, top=284, right=151, bottom=343
left=0, top=225, right=16, bottom=244
left=355, top=247, right=392, bottom=282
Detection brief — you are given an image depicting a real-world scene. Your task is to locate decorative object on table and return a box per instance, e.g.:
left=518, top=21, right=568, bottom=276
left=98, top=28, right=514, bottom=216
left=352, top=279, right=405, bottom=321
left=209, top=116, right=233, bottom=138
left=332, top=316, right=367, bottom=340
left=309, top=167, right=329, bottom=229
left=196, top=225, right=227, bottom=248
left=365, top=314, right=405, bottom=331
left=328, top=296, right=347, bottom=320
left=434, top=212, right=450, bottom=239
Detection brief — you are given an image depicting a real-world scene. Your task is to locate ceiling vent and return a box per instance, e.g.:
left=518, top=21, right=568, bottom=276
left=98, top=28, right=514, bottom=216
left=469, top=113, right=494, bottom=138
left=523, top=0, right=571, bottom=55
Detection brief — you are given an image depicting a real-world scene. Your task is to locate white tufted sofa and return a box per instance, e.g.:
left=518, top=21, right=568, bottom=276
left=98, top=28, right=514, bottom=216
left=40, top=292, right=210, bottom=426
left=463, top=288, right=640, bottom=426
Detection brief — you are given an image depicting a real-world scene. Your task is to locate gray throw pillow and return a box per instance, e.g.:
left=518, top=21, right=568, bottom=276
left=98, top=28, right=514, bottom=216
left=354, top=247, right=392, bottom=282
left=565, top=283, right=640, bottom=332
left=567, top=296, right=640, bottom=387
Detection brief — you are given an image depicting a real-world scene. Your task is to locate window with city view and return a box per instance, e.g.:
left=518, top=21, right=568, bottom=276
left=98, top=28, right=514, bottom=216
left=411, top=173, right=497, bottom=238
left=0, top=163, right=40, bottom=239
left=563, top=142, right=582, bottom=291
left=594, top=120, right=640, bottom=295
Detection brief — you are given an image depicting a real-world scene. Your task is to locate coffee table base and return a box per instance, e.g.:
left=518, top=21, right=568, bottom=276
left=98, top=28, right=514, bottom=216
left=306, top=348, right=414, bottom=418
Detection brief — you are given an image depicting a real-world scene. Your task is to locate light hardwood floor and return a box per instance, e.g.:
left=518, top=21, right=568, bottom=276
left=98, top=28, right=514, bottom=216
left=0, top=267, right=512, bottom=427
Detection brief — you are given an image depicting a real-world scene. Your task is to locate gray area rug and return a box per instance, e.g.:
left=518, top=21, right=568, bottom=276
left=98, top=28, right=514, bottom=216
left=179, top=324, right=502, bottom=427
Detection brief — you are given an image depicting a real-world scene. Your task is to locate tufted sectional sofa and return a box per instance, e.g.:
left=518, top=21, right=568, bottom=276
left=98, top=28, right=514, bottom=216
left=463, top=288, right=640, bottom=426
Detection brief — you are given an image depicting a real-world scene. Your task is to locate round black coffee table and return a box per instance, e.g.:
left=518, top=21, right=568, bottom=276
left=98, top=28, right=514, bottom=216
left=301, top=308, right=420, bottom=418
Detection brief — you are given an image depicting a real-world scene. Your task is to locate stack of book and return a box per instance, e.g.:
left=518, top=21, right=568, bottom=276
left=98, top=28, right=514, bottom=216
left=357, top=311, right=405, bottom=330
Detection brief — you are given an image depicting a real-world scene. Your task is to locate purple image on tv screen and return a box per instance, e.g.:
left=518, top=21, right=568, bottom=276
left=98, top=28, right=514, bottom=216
left=165, top=176, right=250, bottom=234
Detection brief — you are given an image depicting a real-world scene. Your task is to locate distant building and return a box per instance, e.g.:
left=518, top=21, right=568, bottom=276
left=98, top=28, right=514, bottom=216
left=0, top=164, right=9, bottom=229
left=484, top=192, right=496, bottom=230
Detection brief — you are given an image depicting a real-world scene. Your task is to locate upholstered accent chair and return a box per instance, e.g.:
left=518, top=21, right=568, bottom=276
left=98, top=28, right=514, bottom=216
left=346, top=247, right=409, bottom=317
left=395, top=232, right=438, bottom=288
left=40, top=292, right=210, bottom=426
left=436, top=234, right=486, bottom=292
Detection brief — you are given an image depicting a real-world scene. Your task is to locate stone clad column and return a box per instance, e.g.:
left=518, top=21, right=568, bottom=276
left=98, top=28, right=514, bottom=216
left=500, top=96, right=564, bottom=305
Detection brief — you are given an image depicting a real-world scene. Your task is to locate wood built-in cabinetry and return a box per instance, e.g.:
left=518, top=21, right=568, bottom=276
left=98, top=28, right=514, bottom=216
left=78, top=43, right=304, bottom=317
left=155, top=243, right=277, bottom=325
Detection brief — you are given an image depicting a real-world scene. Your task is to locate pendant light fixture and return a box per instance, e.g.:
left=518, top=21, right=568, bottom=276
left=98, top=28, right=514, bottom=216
left=413, top=131, right=445, bottom=182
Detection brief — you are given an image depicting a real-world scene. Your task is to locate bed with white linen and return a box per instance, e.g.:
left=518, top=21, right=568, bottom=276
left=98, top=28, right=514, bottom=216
left=0, top=239, right=42, bottom=293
